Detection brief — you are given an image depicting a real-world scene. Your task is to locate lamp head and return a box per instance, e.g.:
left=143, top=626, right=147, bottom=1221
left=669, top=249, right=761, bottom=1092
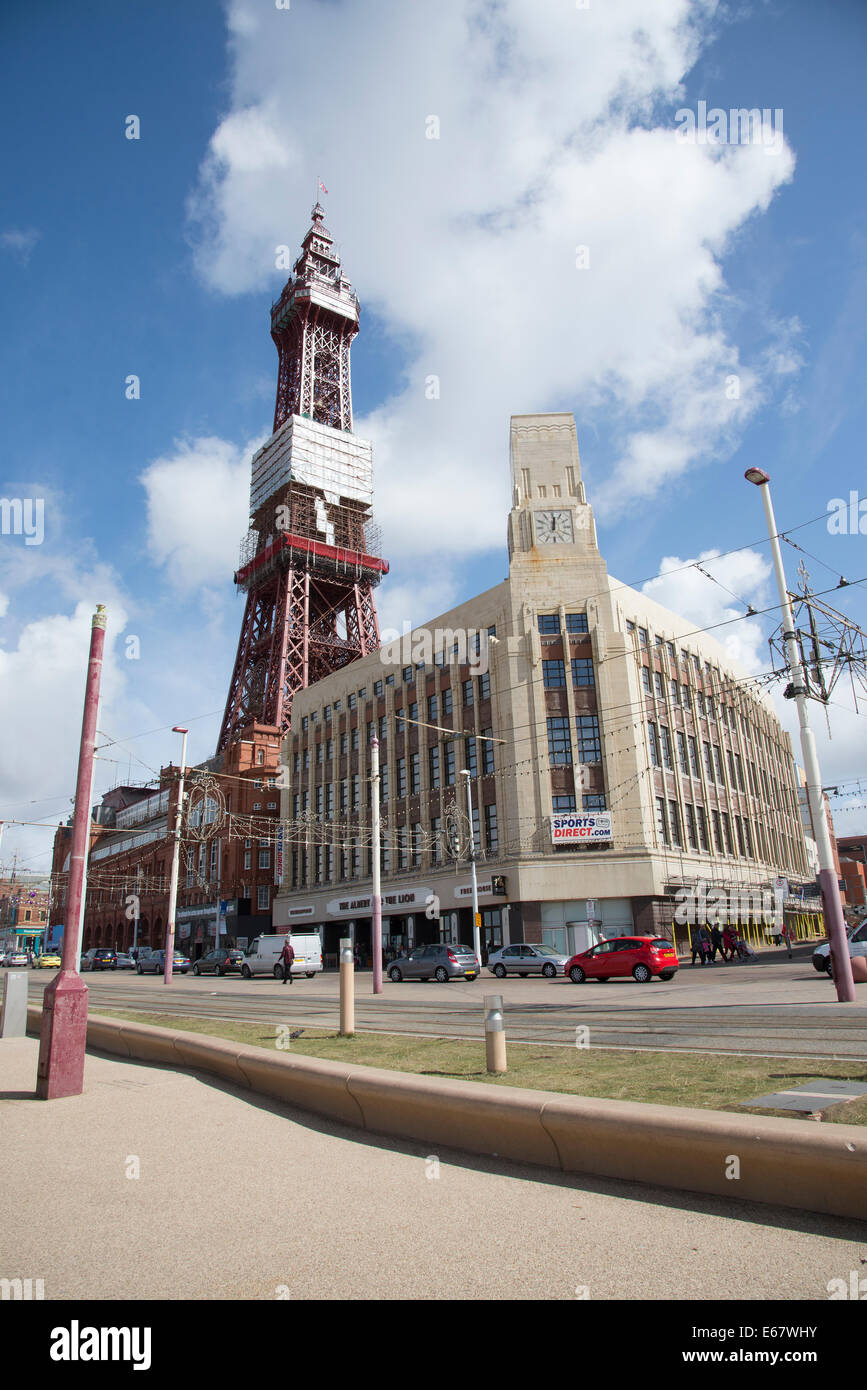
left=744, top=468, right=770, bottom=486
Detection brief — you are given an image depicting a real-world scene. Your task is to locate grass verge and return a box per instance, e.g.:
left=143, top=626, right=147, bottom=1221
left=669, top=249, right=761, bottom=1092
left=90, top=1009, right=867, bottom=1126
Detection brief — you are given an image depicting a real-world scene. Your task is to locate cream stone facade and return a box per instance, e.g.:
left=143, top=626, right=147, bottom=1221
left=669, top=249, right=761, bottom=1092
left=274, top=413, right=811, bottom=965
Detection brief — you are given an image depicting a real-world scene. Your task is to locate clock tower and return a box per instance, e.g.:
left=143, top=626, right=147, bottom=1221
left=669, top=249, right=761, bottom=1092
left=507, top=413, right=600, bottom=572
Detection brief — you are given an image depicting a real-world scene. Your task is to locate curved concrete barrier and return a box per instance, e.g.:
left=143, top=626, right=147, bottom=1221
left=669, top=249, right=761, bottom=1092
left=25, top=1005, right=867, bottom=1219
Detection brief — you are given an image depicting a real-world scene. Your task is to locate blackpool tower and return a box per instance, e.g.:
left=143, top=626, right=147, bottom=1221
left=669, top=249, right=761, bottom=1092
left=218, top=204, right=388, bottom=752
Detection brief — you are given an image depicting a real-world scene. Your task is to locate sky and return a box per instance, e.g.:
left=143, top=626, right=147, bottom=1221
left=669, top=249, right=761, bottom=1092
left=1, top=0, right=865, bottom=881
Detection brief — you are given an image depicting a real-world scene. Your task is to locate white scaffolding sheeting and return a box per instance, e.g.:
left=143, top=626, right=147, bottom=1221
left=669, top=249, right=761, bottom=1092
left=250, top=415, right=373, bottom=514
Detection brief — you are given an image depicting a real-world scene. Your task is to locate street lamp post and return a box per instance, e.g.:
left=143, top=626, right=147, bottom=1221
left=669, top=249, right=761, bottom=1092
left=744, top=467, right=855, bottom=1002
left=460, top=770, right=482, bottom=967
left=164, top=727, right=188, bottom=987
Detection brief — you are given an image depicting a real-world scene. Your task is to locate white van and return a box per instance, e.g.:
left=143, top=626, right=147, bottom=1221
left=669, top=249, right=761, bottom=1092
left=239, top=931, right=323, bottom=979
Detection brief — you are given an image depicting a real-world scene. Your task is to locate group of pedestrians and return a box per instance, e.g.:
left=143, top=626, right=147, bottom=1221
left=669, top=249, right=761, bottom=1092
left=690, top=924, right=757, bottom=965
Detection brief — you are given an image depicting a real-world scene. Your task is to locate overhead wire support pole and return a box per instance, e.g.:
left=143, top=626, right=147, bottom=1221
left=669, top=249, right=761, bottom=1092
left=744, top=469, right=855, bottom=1002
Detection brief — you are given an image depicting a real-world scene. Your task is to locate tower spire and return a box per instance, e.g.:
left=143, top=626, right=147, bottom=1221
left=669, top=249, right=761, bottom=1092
left=270, top=204, right=359, bottom=435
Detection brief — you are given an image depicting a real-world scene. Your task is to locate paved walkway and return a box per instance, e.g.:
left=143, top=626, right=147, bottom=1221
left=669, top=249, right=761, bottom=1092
left=2, top=1038, right=865, bottom=1300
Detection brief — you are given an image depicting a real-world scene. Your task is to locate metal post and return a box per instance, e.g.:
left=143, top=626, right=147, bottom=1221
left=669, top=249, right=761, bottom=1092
left=484, top=993, right=507, bottom=1073
left=37, top=605, right=107, bottom=1099
left=746, top=471, right=855, bottom=1001
left=164, top=728, right=188, bottom=986
left=370, top=735, right=382, bottom=994
left=339, top=936, right=355, bottom=1035
left=462, top=771, right=482, bottom=967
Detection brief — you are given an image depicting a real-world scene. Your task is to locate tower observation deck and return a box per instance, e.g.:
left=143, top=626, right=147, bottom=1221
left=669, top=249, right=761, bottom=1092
left=217, top=205, right=387, bottom=752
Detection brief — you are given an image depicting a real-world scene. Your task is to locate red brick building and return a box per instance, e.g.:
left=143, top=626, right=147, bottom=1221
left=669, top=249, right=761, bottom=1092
left=48, top=724, right=284, bottom=960
left=837, top=834, right=867, bottom=910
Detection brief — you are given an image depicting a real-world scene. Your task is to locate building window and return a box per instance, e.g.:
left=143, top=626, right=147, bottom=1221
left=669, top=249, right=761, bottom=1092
left=544, top=659, right=566, bottom=688
left=325, top=785, right=334, bottom=817
left=638, top=628, right=648, bottom=648
left=659, top=725, right=673, bottom=771
left=484, top=802, right=498, bottom=854
left=465, top=736, right=478, bottom=776
left=301, top=716, right=308, bottom=732
left=654, top=671, right=665, bottom=698
left=324, top=705, right=331, bottom=723
left=583, top=794, right=606, bottom=811
left=428, top=693, right=438, bottom=721
left=481, top=730, right=494, bottom=775
left=685, top=803, right=699, bottom=851
left=565, top=612, right=589, bottom=634
left=463, top=679, right=474, bottom=707
left=676, top=730, right=689, bottom=776
left=410, top=752, right=420, bottom=794
left=259, top=845, right=271, bottom=869
left=257, top=885, right=270, bottom=912
left=547, top=716, right=572, bottom=766
left=479, top=672, right=491, bottom=700
left=553, top=794, right=576, bottom=812
left=574, top=715, right=601, bottom=763
left=688, top=735, right=700, bottom=778
left=703, top=741, right=714, bottom=781
left=444, top=742, right=456, bottom=785
left=429, top=746, right=440, bottom=788
left=697, top=807, right=710, bottom=852
left=351, top=728, right=359, bottom=751
left=442, top=688, right=453, bottom=716
left=648, top=722, right=661, bottom=767
left=397, top=758, right=407, bottom=798
left=642, top=667, right=652, bottom=695
left=722, top=812, right=735, bottom=856
left=257, top=748, right=265, bottom=765
left=374, top=680, right=383, bottom=697
left=379, top=715, right=387, bottom=740
left=571, top=658, right=594, bottom=687
left=316, top=743, right=323, bottom=764
left=431, top=816, right=442, bottom=864
left=711, top=809, right=724, bottom=854
left=655, top=797, right=669, bottom=845
left=538, top=614, right=559, bottom=634
left=668, top=799, right=682, bottom=847
left=713, top=745, right=725, bottom=784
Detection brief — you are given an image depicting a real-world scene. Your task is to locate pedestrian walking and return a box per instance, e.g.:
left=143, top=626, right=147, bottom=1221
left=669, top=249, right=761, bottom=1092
left=279, top=934, right=295, bottom=985
left=698, top=925, right=714, bottom=964
left=710, top=926, right=726, bottom=962
left=722, top=926, right=737, bottom=961
left=781, top=922, right=793, bottom=959
left=690, top=928, right=704, bottom=966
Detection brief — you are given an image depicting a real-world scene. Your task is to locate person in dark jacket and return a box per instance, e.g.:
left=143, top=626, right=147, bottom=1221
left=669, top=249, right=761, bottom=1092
left=710, top=926, right=726, bottom=962
left=280, top=935, right=295, bottom=985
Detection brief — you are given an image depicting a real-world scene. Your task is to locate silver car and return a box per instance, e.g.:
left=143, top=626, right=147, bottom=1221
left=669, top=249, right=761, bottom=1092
left=487, top=943, right=570, bottom=978
left=388, top=942, right=480, bottom=982
left=812, top=918, right=867, bottom=974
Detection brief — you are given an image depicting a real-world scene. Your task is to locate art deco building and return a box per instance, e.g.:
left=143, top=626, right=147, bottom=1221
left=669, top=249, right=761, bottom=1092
left=273, top=413, right=813, bottom=963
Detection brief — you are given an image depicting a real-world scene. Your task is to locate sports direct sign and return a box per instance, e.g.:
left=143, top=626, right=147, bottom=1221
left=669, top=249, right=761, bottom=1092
left=551, top=812, right=613, bottom=843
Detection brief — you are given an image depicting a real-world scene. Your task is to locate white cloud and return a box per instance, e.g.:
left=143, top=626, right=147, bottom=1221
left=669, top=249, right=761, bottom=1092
left=140, top=433, right=265, bottom=590
left=641, top=547, right=773, bottom=672
left=0, top=227, right=41, bottom=264
left=186, top=0, right=797, bottom=562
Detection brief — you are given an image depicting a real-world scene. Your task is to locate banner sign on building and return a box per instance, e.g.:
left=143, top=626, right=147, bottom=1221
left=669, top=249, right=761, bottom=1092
left=275, top=825, right=284, bottom=885
left=551, top=813, right=613, bottom=843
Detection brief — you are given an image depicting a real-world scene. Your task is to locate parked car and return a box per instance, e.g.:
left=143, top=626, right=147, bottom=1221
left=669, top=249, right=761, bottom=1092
left=115, top=952, right=135, bottom=970
left=239, top=932, right=323, bottom=979
left=812, top=919, right=867, bottom=975
left=566, top=936, right=679, bottom=984
left=387, top=943, right=480, bottom=983
left=81, top=948, right=118, bottom=972
left=487, top=943, right=571, bottom=978
left=4, top=951, right=28, bottom=968
left=37, top=951, right=62, bottom=969
left=137, top=950, right=190, bottom=975
left=193, top=948, right=244, bottom=977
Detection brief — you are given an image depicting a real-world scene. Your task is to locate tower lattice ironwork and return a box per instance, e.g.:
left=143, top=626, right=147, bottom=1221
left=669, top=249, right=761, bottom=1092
left=218, top=205, right=387, bottom=752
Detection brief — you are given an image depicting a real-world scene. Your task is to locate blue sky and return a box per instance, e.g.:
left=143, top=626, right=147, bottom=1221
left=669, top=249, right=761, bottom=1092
left=1, top=0, right=865, bottom=877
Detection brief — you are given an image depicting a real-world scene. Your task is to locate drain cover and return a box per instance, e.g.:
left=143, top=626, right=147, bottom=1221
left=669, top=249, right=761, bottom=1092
left=741, top=1080, right=867, bottom=1114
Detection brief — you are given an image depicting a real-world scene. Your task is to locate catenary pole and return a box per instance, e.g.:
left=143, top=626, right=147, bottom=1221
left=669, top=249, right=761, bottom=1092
left=164, top=727, right=188, bottom=986
left=744, top=469, right=855, bottom=1002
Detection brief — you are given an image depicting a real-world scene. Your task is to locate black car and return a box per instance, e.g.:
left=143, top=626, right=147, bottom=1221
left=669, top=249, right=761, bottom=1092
left=192, top=948, right=244, bottom=977
left=81, top=948, right=117, bottom=972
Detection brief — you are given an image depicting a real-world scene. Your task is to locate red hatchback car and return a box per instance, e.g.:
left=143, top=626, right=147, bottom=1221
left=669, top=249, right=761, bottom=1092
left=565, top=936, right=679, bottom=984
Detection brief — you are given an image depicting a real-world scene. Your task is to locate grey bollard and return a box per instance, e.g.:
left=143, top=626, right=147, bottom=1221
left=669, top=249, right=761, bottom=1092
left=1, top=972, right=29, bottom=1038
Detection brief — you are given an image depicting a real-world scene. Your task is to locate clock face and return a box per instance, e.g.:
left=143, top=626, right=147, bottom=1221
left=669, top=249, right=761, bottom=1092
left=534, top=510, right=574, bottom=545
